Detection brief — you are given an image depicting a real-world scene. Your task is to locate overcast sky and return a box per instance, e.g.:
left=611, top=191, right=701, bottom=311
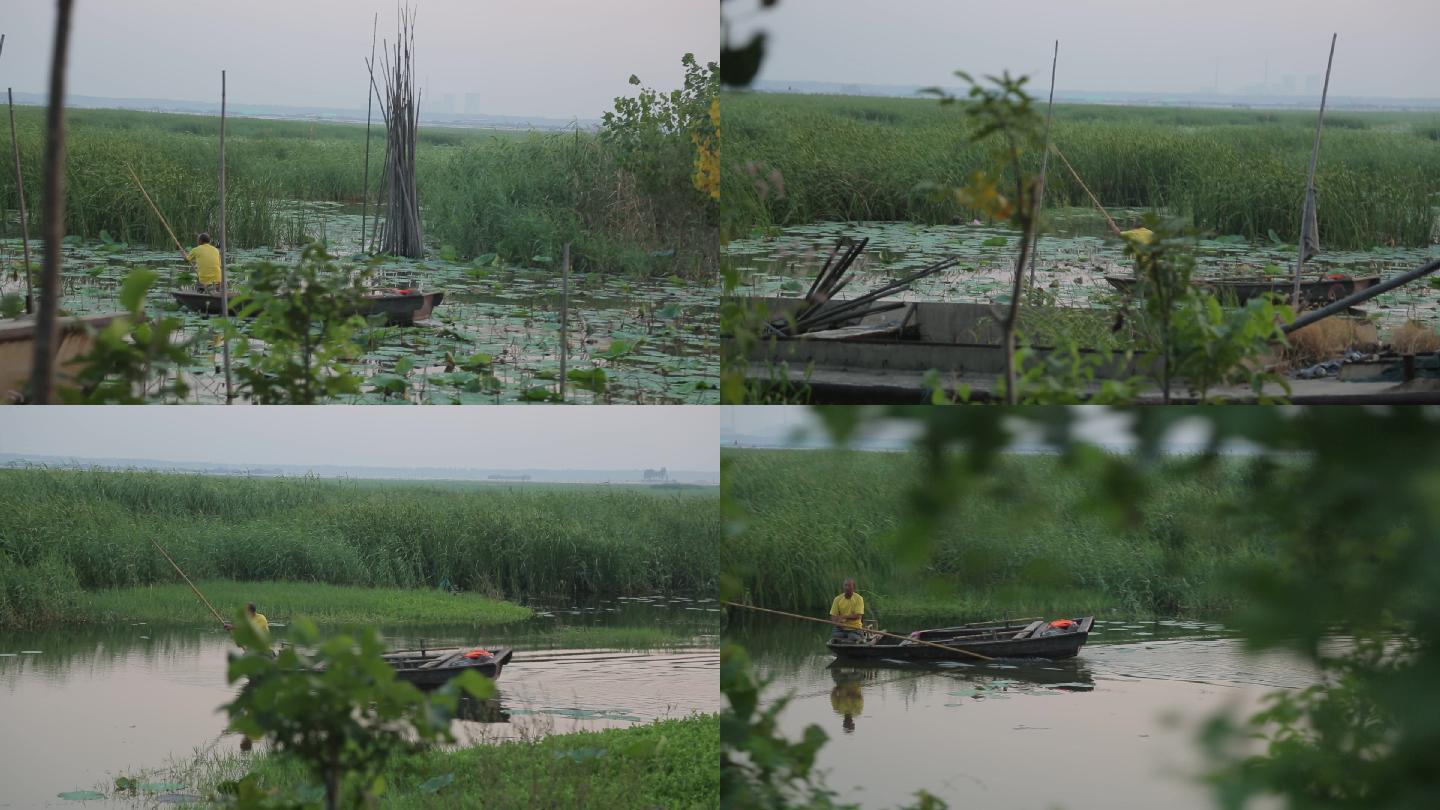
left=2, top=0, right=718, bottom=119
left=0, top=407, right=718, bottom=470
left=727, top=0, right=1439, bottom=99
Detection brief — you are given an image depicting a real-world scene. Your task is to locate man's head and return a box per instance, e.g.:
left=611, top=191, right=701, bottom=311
left=841, top=578, right=855, bottom=597
left=198, top=233, right=211, bottom=245
left=247, top=602, right=257, bottom=616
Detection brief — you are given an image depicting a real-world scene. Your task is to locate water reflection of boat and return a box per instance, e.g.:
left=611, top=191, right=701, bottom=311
left=827, top=655, right=1096, bottom=691
left=829, top=618, right=1093, bottom=662
left=171, top=288, right=444, bottom=326
left=454, top=694, right=511, bottom=724
left=383, top=646, right=514, bottom=688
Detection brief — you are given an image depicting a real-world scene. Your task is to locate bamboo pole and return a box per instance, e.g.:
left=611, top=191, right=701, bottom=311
left=29, top=0, right=76, bottom=404
left=122, top=164, right=188, bottom=265
left=559, top=242, right=569, bottom=401
left=1052, top=144, right=1120, bottom=236
left=7, top=87, right=34, bottom=314
left=723, top=601, right=995, bottom=661
left=1026, top=40, right=1059, bottom=291
left=361, top=13, right=377, bottom=255
left=1292, top=33, right=1336, bottom=309
left=146, top=536, right=228, bottom=629
left=218, top=70, right=234, bottom=403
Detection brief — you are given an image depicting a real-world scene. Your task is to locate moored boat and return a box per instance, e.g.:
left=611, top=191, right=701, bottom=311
left=1103, top=274, right=1380, bottom=306
left=172, top=288, right=445, bottom=326
left=0, top=313, right=124, bottom=403
left=381, top=645, right=514, bottom=688
left=828, top=617, right=1093, bottom=661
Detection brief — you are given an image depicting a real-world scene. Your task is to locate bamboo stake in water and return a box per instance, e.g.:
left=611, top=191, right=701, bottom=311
left=29, top=0, right=76, bottom=404
left=7, top=87, right=34, bottom=314
left=559, top=242, right=569, bottom=401
left=218, top=70, right=234, bottom=403
left=1026, top=40, right=1059, bottom=291
left=722, top=601, right=995, bottom=661
left=360, top=13, right=377, bottom=255
left=1292, top=33, right=1337, bottom=309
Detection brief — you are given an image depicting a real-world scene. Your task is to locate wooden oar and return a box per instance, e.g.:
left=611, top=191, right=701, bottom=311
left=723, top=601, right=995, bottom=661
left=147, top=536, right=228, bottom=629
left=1050, top=144, right=1121, bottom=237
left=122, top=162, right=190, bottom=265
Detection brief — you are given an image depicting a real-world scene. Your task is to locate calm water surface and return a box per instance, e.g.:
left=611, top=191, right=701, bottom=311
left=736, top=617, right=1321, bottom=810
left=0, top=596, right=718, bottom=808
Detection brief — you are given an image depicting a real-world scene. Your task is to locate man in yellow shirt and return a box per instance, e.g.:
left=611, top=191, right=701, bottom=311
left=829, top=578, right=866, bottom=644
left=224, top=602, right=269, bottom=636
left=187, top=233, right=222, bottom=291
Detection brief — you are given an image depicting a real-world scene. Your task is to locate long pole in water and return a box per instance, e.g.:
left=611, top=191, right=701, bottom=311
left=1292, top=33, right=1337, bottom=308
left=1026, top=40, right=1059, bottom=291
left=147, top=537, right=228, bottom=628
left=29, top=0, right=76, bottom=403
left=7, top=87, right=34, bottom=314
left=123, top=164, right=188, bottom=264
left=360, top=13, right=377, bottom=255
left=723, top=601, right=995, bottom=661
left=218, top=70, right=234, bottom=403
left=1052, top=145, right=1120, bottom=236
left=559, top=242, right=569, bottom=401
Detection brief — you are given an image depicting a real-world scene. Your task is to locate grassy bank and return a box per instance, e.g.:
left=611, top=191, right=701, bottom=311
left=722, top=91, right=1440, bottom=248
left=723, top=448, right=1278, bottom=618
left=0, top=93, right=715, bottom=277
left=145, top=714, right=718, bottom=809
left=78, top=581, right=531, bottom=627
left=0, top=468, right=718, bottom=630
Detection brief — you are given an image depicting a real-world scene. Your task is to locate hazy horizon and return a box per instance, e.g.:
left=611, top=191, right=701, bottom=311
left=0, top=407, right=719, bottom=472
left=2, top=0, right=718, bottom=120
left=727, top=0, right=1439, bottom=101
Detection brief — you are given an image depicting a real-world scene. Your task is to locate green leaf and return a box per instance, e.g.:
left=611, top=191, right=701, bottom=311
left=57, top=791, right=106, bottom=801
left=119, top=268, right=159, bottom=314
left=418, top=773, right=455, bottom=794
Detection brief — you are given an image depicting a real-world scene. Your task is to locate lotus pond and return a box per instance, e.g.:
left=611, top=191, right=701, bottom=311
left=724, top=209, right=1440, bottom=338
left=0, top=594, right=719, bottom=808
left=0, top=204, right=718, bottom=404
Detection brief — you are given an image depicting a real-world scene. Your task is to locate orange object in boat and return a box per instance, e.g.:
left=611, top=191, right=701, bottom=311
left=464, top=648, right=492, bottom=659
left=1049, top=619, right=1076, bottom=629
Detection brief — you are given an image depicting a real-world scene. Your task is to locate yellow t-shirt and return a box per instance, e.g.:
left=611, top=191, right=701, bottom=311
left=188, top=243, right=222, bottom=285
left=829, top=593, right=864, bottom=630
left=250, top=612, right=269, bottom=633
left=1119, top=227, right=1154, bottom=246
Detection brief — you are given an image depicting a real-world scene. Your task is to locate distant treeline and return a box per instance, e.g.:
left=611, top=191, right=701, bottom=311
left=724, top=448, right=1281, bottom=619
left=0, top=468, right=718, bottom=629
left=722, top=92, right=1440, bottom=249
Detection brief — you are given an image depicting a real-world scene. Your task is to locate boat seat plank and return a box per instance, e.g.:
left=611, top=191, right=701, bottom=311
left=418, top=650, right=465, bottom=670
left=802, top=321, right=902, bottom=341
left=1013, top=620, right=1044, bottom=640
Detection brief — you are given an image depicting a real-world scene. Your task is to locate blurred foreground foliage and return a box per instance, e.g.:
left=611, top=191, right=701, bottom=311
left=721, top=406, right=1440, bottom=809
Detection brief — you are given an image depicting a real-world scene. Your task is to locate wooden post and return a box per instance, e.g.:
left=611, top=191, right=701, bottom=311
left=29, top=0, right=76, bottom=404
left=1027, top=40, right=1059, bottom=291
left=7, top=88, right=34, bottom=314
left=219, top=69, right=234, bottom=403
left=1292, top=33, right=1336, bottom=308
left=360, top=13, right=377, bottom=255
left=559, top=243, right=569, bottom=401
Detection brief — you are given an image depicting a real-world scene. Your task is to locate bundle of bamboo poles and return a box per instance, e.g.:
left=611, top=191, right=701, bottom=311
left=368, top=5, right=424, bottom=258
left=769, top=237, right=959, bottom=336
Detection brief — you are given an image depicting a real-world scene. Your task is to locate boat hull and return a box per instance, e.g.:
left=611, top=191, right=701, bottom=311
left=0, top=313, right=124, bottom=403
left=384, top=647, right=514, bottom=689
left=172, top=289, right=445, bottom=326
left=828, top=617, right=1093, bottom=661
left=1104, top=275, right=1380, bottom=306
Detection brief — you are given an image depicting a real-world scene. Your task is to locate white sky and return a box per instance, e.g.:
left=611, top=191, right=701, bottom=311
left=2, top=0, right=719, bottom=119
left=0, top=406, right=719, bottom=470
left=727, top=0, right=1440, bottom=99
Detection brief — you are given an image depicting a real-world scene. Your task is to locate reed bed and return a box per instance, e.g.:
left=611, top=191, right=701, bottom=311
left=0, top=468, right=718, bottom=630
left=0, top=106, right=715, bottom=276
left=722, top=92, right=1440, bottom=248
left=723, top=448, right=1280, bottom=618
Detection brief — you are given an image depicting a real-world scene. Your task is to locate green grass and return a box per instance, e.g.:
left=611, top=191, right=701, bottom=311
left=155, top=714, right=718, bottom=809
left=0, top=468, right=718, bottom=630
left=78, top=580, right=531, bottom=627
left=0, top=104, right=714, bottom=277
left=723, top=448, right=1281, bottom=618
left=723, top=91, right=1440, bottom=249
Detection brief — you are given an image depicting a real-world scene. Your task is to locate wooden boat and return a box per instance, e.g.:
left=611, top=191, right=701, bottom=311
left=0, top=313, right=124, bottom=403
left=1103, top=274, right=1380, bottom=306
left=381, top=646, right=513, bottom=689
left=828, top=617, right=1093, bottom=661
left=172, top=288, right=445, bottom=326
